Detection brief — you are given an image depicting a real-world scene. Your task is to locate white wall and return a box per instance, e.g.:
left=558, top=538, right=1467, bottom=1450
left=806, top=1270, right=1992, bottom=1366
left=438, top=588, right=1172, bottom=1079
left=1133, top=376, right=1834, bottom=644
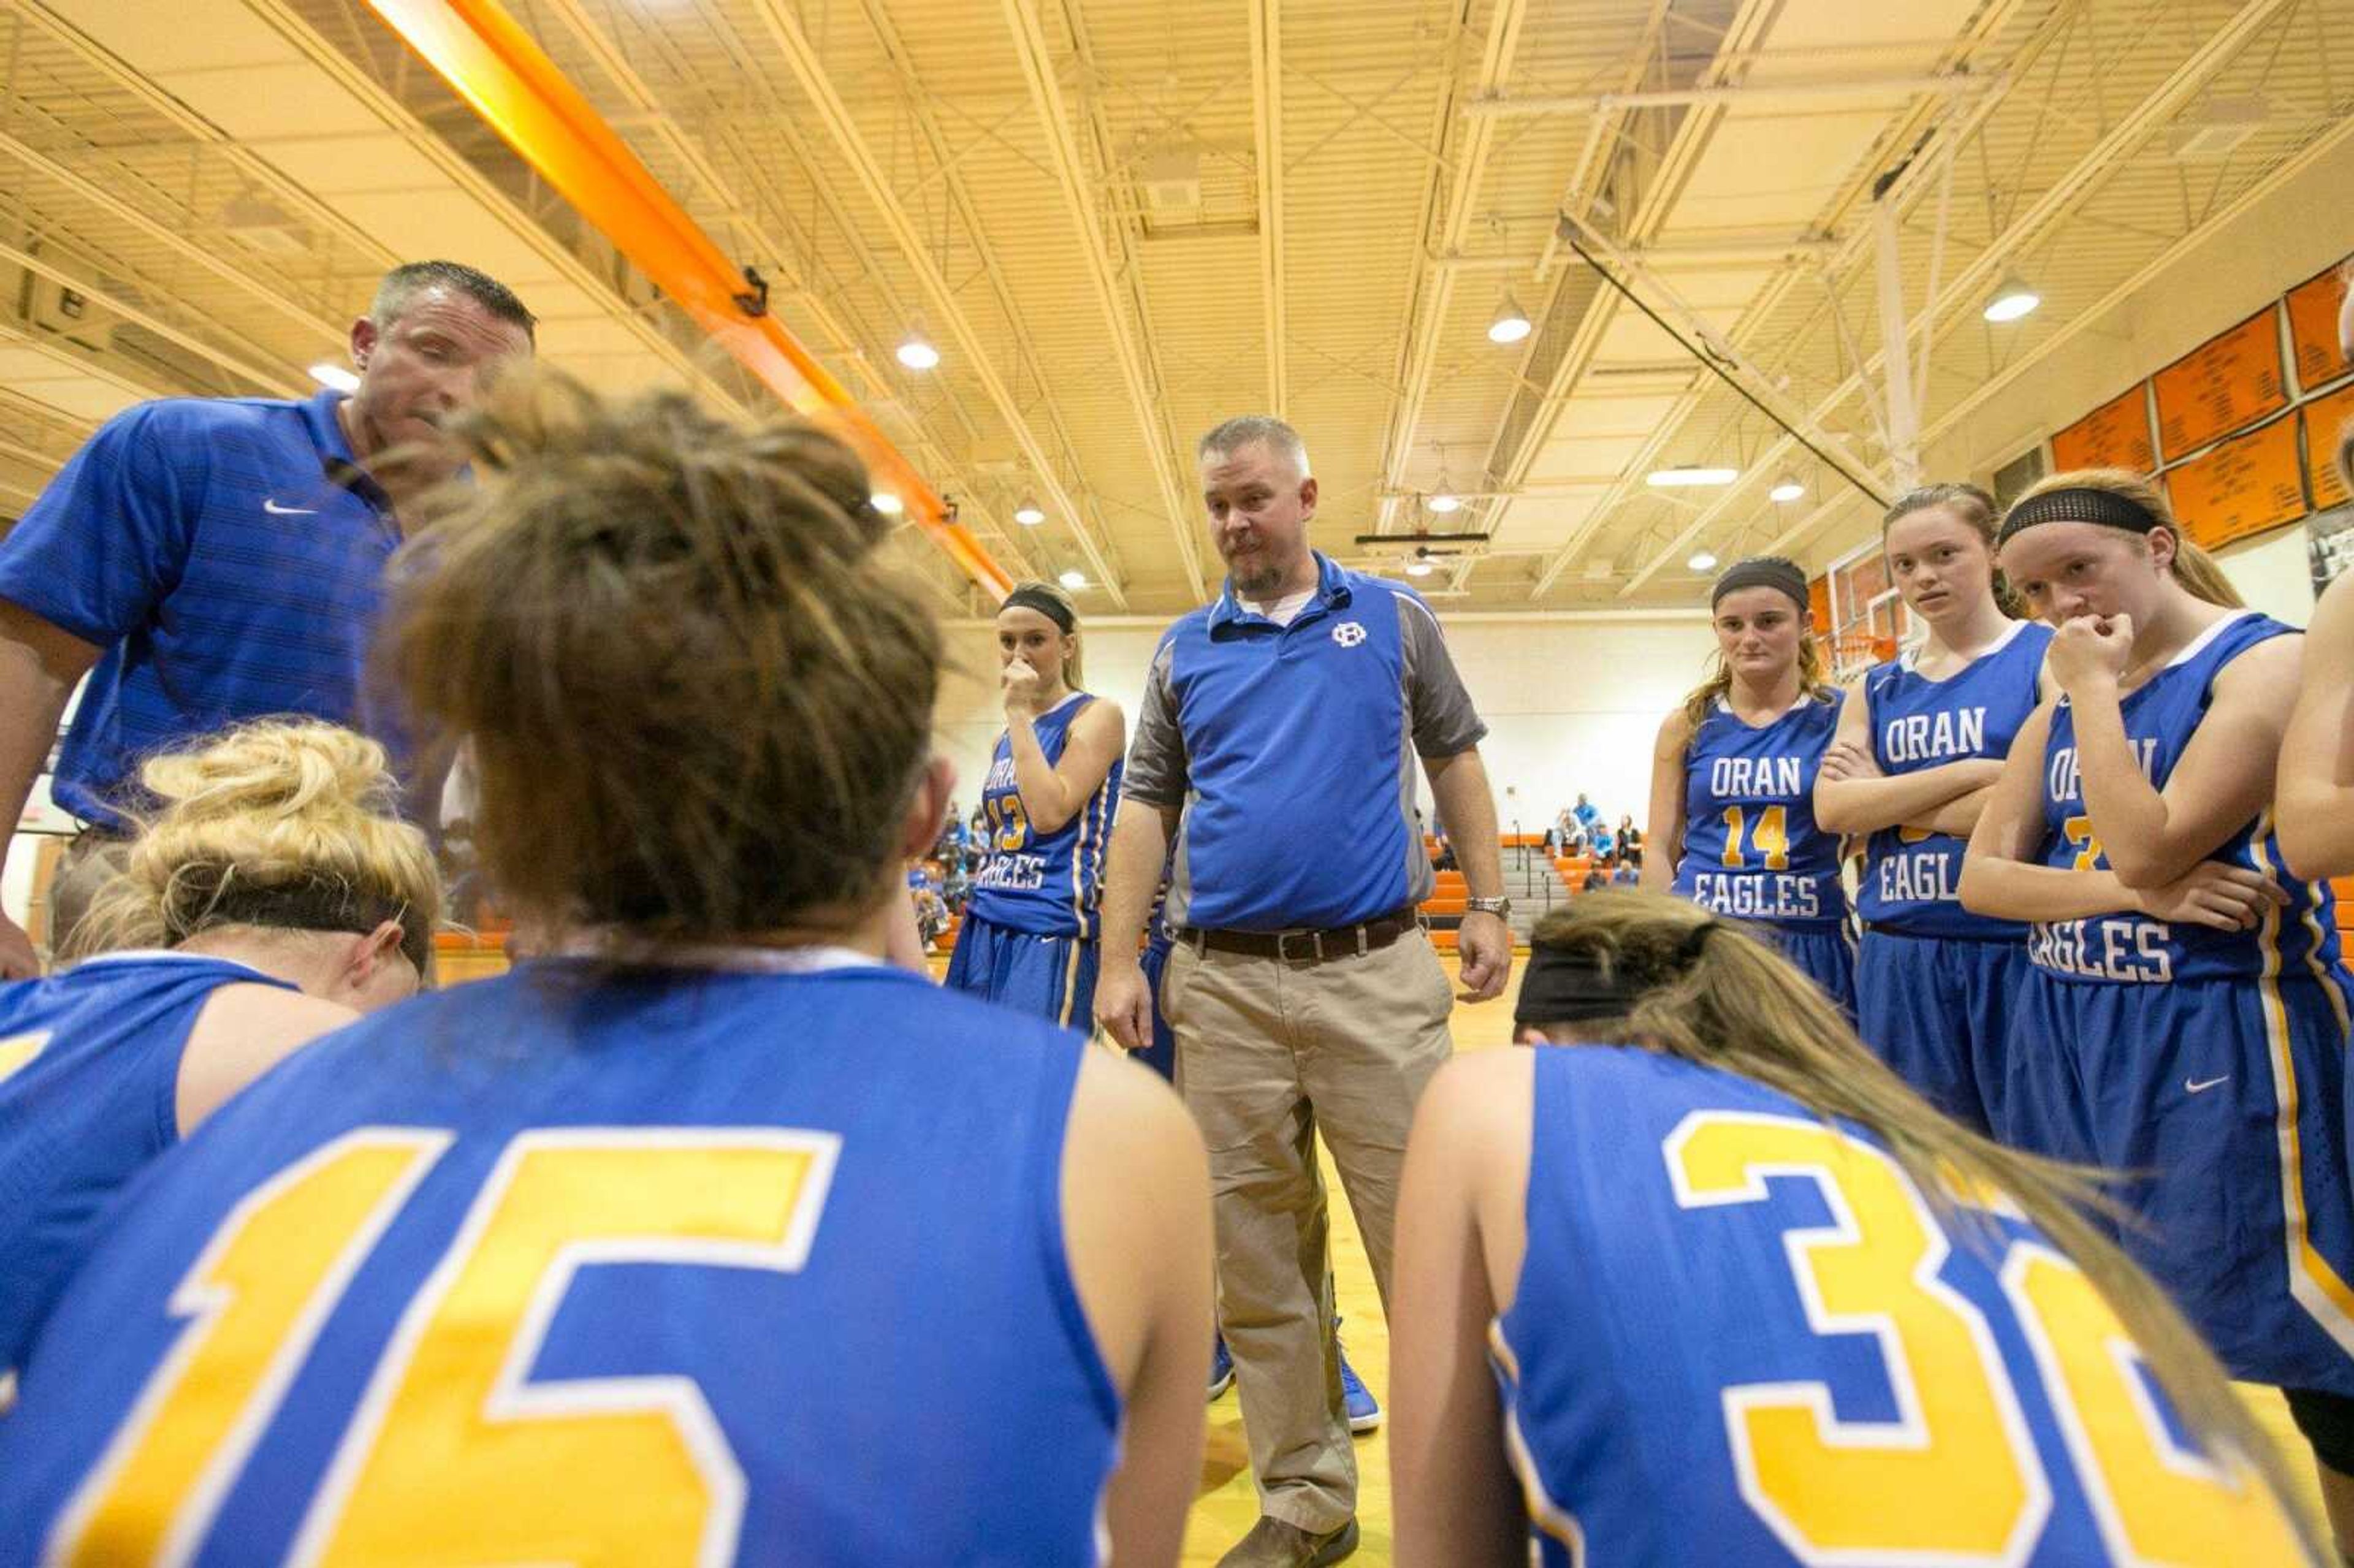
left=934, top=610, right=1716, bottom=837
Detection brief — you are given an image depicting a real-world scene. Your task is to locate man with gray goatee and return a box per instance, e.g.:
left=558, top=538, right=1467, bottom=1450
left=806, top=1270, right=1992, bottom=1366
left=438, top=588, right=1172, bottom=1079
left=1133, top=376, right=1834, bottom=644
left=1097, top=414, right=1511, bottom=1567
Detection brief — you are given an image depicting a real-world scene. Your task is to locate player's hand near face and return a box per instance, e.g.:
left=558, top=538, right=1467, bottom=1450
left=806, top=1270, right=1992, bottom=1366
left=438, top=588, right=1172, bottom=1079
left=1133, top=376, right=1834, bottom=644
left=1001, top=657, right=1048, bottom=719
left=2049, top=614, right=2133, bottom=696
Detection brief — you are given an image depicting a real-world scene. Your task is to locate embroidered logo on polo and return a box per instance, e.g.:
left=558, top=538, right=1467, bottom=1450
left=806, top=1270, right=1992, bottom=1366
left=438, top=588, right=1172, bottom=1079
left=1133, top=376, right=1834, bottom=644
left=262, top=498, right=319, bottom=517
left=1331, top=622, right=1366, bottom=647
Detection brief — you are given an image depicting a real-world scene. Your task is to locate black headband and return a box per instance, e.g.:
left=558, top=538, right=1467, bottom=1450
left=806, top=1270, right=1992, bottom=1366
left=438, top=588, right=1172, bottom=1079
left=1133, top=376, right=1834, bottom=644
left=1710, top=556, right=1809, bottom=611
left=1513, top=920, right=1718, bottom=1032
left=1000, top=586, right=1075, bottom=634
left=1995, top=487, right=2162, bottom=548
left=185, top=876, right=430, bottom=973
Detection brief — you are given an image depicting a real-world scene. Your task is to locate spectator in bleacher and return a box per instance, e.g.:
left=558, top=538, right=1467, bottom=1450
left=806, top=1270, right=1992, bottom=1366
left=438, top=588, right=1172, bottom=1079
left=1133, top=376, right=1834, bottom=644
left=1434, top=825, right=1458, bottom=872
left=938, top=804, right=970, bottom=867
left=1583, top=864, right=1610, bottom=893
left=1589, top=820, right=1616, bottom=862
left=1573, top=793, right=1601, bottom=835
left=1618, top=814, right=1643, bottom=868
left=1610, top=859, right=1640, bottom=886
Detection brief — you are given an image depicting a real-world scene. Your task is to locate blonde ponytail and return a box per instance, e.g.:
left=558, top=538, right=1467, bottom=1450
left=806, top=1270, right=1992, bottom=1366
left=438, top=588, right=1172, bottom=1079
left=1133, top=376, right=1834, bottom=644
left=69, top=721, right=441, bottom=970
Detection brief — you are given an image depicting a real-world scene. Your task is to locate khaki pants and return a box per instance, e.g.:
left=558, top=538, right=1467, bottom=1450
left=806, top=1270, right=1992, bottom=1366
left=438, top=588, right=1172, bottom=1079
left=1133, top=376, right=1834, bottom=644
left=1160, top=927, right=1455, bottom=1531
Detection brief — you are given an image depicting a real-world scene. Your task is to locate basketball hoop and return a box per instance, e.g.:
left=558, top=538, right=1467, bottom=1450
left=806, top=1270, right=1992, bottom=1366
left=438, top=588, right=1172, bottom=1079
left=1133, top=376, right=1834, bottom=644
left=1830, top=631, right=1897, bottom=681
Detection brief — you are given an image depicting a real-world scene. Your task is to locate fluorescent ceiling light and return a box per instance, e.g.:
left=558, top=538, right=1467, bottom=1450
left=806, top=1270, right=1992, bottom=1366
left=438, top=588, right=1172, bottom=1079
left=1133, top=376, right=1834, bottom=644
left=870, top=492, right=904, bottom=516
left=1688, top=550, right=1718, bottom=571
left=1407, top=560, right=1436, bottom=577
left=1058, top=569, right=1087, bottom=590
left=1428, top=492, right=1460, bottom=514
left=1013, top=497, right=1045, bottom=526
left=895, top=332, right=940, bottom=370
left=1647, top=466, right=1739, bottom=488
left=1487, top=294, right=1533, bottom=344
left=308, top=362, right=359, bottom=394
left=1769, top=478, right=1805, bottom=503
left=1982, top=276, right=2041, bottom=322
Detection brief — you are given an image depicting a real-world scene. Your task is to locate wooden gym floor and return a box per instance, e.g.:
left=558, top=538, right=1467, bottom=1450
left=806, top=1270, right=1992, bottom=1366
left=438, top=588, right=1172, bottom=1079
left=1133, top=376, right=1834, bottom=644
left=433, top=948, right=2317, bottom=1563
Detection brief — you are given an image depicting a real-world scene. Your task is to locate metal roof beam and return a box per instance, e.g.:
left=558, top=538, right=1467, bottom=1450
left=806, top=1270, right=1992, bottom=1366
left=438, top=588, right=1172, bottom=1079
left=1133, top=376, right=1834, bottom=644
left=1371, top=0, right=1529, bottom=546
left=0, top=240, right=303, bottom=395
left=1612, top=0, right=2299, bottom=598
left=527, top=0, right=1046, bottom=588
left=745, top=0, right=1128, bottom=607
left=1000, top=0, right=1205, bottom=599
left=1249, top=0, right=1285, bottom=423
left=0, top=127, right=344, bottom=343
left=1759, top=103, right=2354, bottom=566
left=1529, top=1, right=2097, bottom=596
left=1465, top=73, right=2001, bottom=117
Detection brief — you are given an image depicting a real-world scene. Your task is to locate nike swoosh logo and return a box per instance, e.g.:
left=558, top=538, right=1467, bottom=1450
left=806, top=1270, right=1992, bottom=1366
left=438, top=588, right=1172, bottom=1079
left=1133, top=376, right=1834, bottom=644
left=262, top=498, right=318, bottom=516
left=2185, top=1075, right=2230, bottom=1094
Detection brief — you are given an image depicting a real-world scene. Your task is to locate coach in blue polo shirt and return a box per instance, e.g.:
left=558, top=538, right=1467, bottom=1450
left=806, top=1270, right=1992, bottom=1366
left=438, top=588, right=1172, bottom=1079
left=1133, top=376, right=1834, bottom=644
left=0, top=260, right=534, bottom=974
left=1097, top=414, right=1510, bottom=1568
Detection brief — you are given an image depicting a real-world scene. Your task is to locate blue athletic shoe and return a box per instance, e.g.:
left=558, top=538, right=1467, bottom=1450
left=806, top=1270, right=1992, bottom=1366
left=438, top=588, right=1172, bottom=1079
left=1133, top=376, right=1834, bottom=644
left=1208, top=1334, right=1235, bottom=1401
left=1337, top=1333, right=1379, bottom=1434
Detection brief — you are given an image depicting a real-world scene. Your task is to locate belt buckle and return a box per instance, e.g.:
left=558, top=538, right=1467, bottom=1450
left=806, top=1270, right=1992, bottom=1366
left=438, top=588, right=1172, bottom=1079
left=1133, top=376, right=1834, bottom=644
left=1275, top=927, right=1324, bottom=963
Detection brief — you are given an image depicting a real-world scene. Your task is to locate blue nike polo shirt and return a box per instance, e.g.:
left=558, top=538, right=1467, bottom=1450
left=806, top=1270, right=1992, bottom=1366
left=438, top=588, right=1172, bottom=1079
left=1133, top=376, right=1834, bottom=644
left=1124, top=552, right=1487, bottom=933
left=0, top=391, right=403, bottom=828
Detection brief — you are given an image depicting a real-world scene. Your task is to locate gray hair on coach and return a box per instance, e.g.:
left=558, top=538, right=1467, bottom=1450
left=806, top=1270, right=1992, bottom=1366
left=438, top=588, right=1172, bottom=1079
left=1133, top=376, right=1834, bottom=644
left=370, top=261, right=538, bottom=345
left=1197, top=415, right=1312, bottom=479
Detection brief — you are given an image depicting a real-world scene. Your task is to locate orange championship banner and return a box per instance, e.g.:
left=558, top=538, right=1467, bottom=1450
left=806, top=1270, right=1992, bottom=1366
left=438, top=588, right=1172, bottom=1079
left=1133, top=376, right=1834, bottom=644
left=2166, top=415, right=2306, bottom=549
left=2051, top=384, right=2156, bottom=474
left=2308, top=380, right=2354, bottom=512
left=2154, top=310, right=2290, bottom=461
left=2287, top=260, right=2352, bottom=394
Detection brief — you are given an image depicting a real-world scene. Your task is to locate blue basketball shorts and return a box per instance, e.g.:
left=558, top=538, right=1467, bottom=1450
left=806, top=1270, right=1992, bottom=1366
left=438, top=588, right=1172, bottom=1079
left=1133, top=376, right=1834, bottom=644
left=1740, top=920, right=1856, bottom=1018
left=945, top=911, right=1099, bottom=1032
left=2002, top=967, right=2354, bottom=1394
left=1855, top=931, right=2026, bottom=1135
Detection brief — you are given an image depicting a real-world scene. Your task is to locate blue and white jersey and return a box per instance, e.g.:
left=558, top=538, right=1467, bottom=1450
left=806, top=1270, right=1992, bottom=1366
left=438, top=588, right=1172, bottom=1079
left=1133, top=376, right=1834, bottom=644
left=969, top=692, right=1119, bottom=940
left=1496, top=1043, right=2307, bottom=1566
left=1124, top=553, right=1486, bottom=933
left=2033, top=611, right=2337, bottom=985
left=0, top=392, right=403, bottom=828
left=1857, top=620, right=2051, bottom=938
left=0, top=959, right=1118, bottom=1567
left=1672, top=692, right=1846, bottom=928
left=0, top=952, right=292, bottom=1375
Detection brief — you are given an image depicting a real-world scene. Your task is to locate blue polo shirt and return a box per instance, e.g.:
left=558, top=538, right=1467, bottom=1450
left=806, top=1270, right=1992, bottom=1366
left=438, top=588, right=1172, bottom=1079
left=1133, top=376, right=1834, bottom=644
left=0, top=391, right=402, bottom=828
left=1123, top=552, right=1486, bottom=932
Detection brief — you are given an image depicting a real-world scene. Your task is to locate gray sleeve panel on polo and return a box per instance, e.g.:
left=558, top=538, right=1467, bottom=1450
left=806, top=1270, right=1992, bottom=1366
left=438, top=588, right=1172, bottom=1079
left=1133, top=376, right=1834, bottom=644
left=1120, top=636, right=1188, bottom=807
left=1126, top=634, right=1199, bottom=929
left=1397, top=707, right=1435, bottom=910
left=1395, top=590, right=1487, bottom=758
left=1165, top=785, right=1200, bottom=931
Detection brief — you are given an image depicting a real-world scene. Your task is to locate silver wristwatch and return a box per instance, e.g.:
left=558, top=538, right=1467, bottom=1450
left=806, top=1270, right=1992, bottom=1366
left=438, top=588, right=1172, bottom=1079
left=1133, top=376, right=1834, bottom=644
left=1465, top=896, right=1512, bottom=918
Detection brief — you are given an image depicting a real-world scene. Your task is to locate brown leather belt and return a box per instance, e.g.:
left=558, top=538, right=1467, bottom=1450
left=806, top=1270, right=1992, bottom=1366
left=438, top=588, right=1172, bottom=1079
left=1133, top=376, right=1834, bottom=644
left=1177, top=907, right=1421, bottom=964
